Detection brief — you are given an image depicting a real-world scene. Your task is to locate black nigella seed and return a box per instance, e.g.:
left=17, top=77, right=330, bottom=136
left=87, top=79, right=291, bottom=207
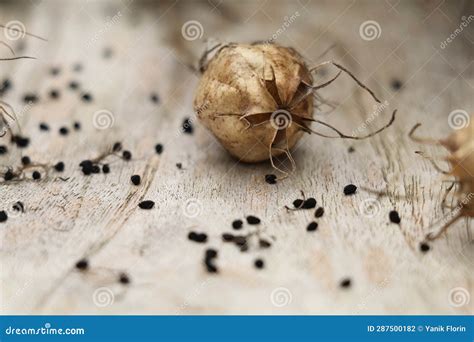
left=0, top=211, right=7, bottom=223
left=348, top=146, right=355, bottom=153
left=49, top=89, right=60, bottom=99
left=205, top=248, right=218, bottom=259
left=176, top=163, right=182, bottom=169
left=91, top=165, right=100, bottom=174
left=259, top=239, right=272, bottom=248
left=59, top=127, right=69, bottom=136
left=222, top=233, right=235, bottom=242
left=389, top=210, right=401, bottom=224
left=39, top=122, right=49, bottom=131
left=420, top=242, right=430, bottom=253
left=204, top=248, right=218, bottom=273
left=302, top=198, right=317, bottom=209
left=232, top=219, right=243, bottom=230
left=254, top=259, right=265, bottom=269
left=246, top=215, right=260, bottom=225
left=112, top=142, right=122, bottom=152
left=150, top=93, right=160, bottom=104
left=73, top=63, right=83, bottom=72
left=340, top=278, right=352, bottom=289
left=265, top=174, right=277, bottom=184
left=103, top=47, right=113, bottom=59
left=81, top=92, right=92, bottom=102
left=130, top=175, right=141, bottom=186
left=0, top=78, right=11, bottom=95
left=138, top=200, right=155, bottom=210
left=0, top=145, right=7, bottom=154
left=182, top=118, right=193, bottom=134
left=102, top=164, right=110, bottom=174
left=23, top=93, right=38, bottom=104
left=315, top=207, right=325, bottom=218
left=4, top=170, right=14, bottom=181
left=293, top=199, right=304, bottom=208
left=233, top=236, right=247, bottom=247
left=21, top=156, right=31, bottom=165
left=54, top=162, right=65, bottom=172
left=122, top=150, right=132, bottom=160
left=50, top=67, right=60, bottom=76
left=79, top=160, right=94, bottom=175
left=307, top=221, right=318, bottom=232
left=343, top=184, right=357, bottom=195
left=154, top=144, right=163, bottom=154
left=12, top=201, right=24, bottom=213
left=75, top=259, right=89, bottom=271
left=73, top=122, right=81, bottom=130
left=391, top=79, right=403, bottom=91
left=32, top=171, right=41, bottom=180
left=119, top=273, right=130, bottom=285
left=12, top=135, right=30, bottom=148
left=69, top=81, right=79, bottom=90
left=188, top=231, right=208, bottom=243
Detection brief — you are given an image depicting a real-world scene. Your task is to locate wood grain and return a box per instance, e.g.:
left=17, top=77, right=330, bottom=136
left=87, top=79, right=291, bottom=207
left=0, top=0, right=473, bottom=315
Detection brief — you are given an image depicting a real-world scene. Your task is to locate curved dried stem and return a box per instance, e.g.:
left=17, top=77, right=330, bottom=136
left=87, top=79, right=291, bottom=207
left=0, top=41, right=15, bottom=56
left=425, top=211, right=463, bottom=241
left=0, top=24, right=47, bottom=41
left=408, top=123, right=441, bottom=145
left=0, top=56, right=36, bottom=61
left=414, top=151, right=450, bottom=175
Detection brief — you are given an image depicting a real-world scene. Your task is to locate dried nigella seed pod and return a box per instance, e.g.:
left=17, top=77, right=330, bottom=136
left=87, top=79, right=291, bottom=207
left=194, top=42, right=396, bottom=177
left=409, top=119, right=473, bottom=240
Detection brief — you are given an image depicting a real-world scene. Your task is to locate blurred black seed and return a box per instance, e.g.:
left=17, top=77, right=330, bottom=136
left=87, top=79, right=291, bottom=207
left=39, top=122, right=49, bottom=131
left=68, top=81, right=79, bottom=90
left=11, top=135, right=30, bottom=148
left=232, top=219, right=243, bottom=230
left=32, top=171, right=41, bottom=180
left=150, top=93, right=160, bottom=104
left=91, top=165, right=100, bottom=174
left=75, top=259, right=89, bottom=271
left=112, top=142, right=122, bottom=152
left=0, top=211, right=7, bottom=222
left=81, top=92, right=92, bottom=102
left=259, top=239, right=271, bottom=248
left=188, top=231, right=208, bottom=243
left=73, top=63, right=83, bottom=72
left=102, top=164, right=110, bottom=174
left=204, top=248, right=218, bottom=273
left=155, top=144, right=163, bottom=154
left=182, top=118, right=193, bottom=134
left=138, top=200, right=155, bottom=209
left=340, top=278, right=352, bottom=288
left=49, top=89, right=60, bottom=99
left=23, top=93, right=38, bottom=103
left=293, top=199, right=304, bottom=208
left=59, top=127, right=69, bottom=136
left=0, top=78, right=11, bottom=95
left=205, top=248, right=217, bottom=259
left=131, top=175, right=141, bottom=185
left=420, top=242, right=430, bottom=253
left=0, top=145, right=7, bottom=154
left=233, top=235, right=247, bottom=247
left=348, top=146, right=355, bottom=153
left=73, top=122, right=81, bottom=130
left=119, top=273, right=130, bottom=285
left=50, top=67, right=60, bottom=76
left=176, top=163, right=182, bottom=169
left=265, top=174, right=277, bottom=184
left=343, top=184, right=357, bottom=195
left=54, top=162, right=65, bottom=172
left=79, top=160, right=94, bottom=175
left=103, top=47, right=113, bottom=59
left=246, top=215, right=260, bottom=225
left=12, top=201, right=24, bottom=213
left=4, top=170, right=14, bottom=181
left=222, top=233, right=235, bottom=242
left=389, top=210, right=401, bottom=224
left=122, top=150, right=132, bottom=160
left=302, top=198, right=317, bottom=209
left=21, top=156, right=31, bottom=165
left=315, top=207, right=324, bottom=218
left=307, top=221, right=318, bottom=232
left=254, top=259, right=264, bottom=269
left=391, top=79, right=402, bottom=91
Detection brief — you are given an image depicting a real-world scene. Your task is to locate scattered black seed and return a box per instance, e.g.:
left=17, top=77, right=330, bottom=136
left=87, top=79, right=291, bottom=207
left=138, top=200, right=155, bottom=209
left=73, top=121, right=81, bottom=130
left=306, top=221, right=318, bottom=232
left=222, top=233, right=235, bottom=242
left=150, top=93, right=160, bottom=104
left=254, top=259, right=265, bottom=269
left=390, top=79, right=403, bottom=91
left=54, top=162, right=65, bottom=172
left=59, top=127, right=69, bottom=136
left=4, top=170, right=14, bottom=181
left=315, top=207, right=325, bottom=218
left=81, top=92, right=92, bottom=102
left=73, top=63, right=83, bottom=72
left=49, top=89, right=60, bottom=99
left=122, top=150, right=132, bottom=160
left=0, top=145, right=7, bottom=155
left=68, top=81, right=79, bottom=90
left=246, top=215, right=260, bottom=225
left=102, top=164, right=110, bottom=174
left=11, top=135, right=30, bottom=148
left=265, top=174, right=277, bottom=184
left=0, top=211, right=7, bottom=223
left=232, top=219, right=243, bottom=230
left=12, top=201, right=24, bottom=213
left=0, top=78, right=11, bottom=95
left=188, top=231, right=208, bottom=243
left=21, top=156, right=31, bottom=165
left=233, top=235, right=247, bottom=247
left=79, top=160, right=94, bottom=175
left=389, top=210, right=401, bottom=224
left=182, top=118, right=193, bottom=134
left=420, top=242, right=430, bottom=253
left=92, top=165, right=100, bottom=174
left=131, top=175, right=141, bottom=185
left=176, top=163, right=182, bottom=169
left=204, top=248, right=218, bottom=273
left=343, top=184, right=357, bottom=195
left=293, top=199, right=304, bottom=208
left=23, top=93, right=38, bottom=104
left=259, top=239, right=272, bottom=249
left=240, top=244, right=249, bottom=252
left=112, top=142, right=122, bottom=152
left=348, top=146, right=355, bottom=153
left=154, top=144, right=163, bottom=154
left=119, top=273, right=130, bottom=285
left=205, top=249, right=217, bottom=259
left=39, top=122, right=49, bottom=131
left=50, top=67, right=60, bottom=76
left=75, top=259, right=89, bottom=271
left=103, top=47, right=113, bottom=59
left=340, top=278, right=352, bottom=288
left=302, top=198, right=317, bottom=209
left=32, top=171, right=41, bottom=180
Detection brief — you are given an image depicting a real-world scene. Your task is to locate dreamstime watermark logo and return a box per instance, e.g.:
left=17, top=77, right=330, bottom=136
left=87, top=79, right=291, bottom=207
left=3, top=20, right=26, bottom=41
left=182, top=198, right=203, bottom=218
left=358, top=198, right=381, bottom=218
left=92, top=287, right=114, bottom=307
left=0, top=100, right=34, bottom=137
left=270, top=287, right=293, bottom=307
left=270, top=109, right=292, bottom=130
left=352, top=100, right=389, bottom=136
left=448, top=109, right=470, bottom=130
left=448, top=287, right=470, bottom=307
left=440, top=15, right=474, bottom=49
left=181, top=20, right=204, bottom=41
left=93, top=110, right=115, bottom=130
left=265, top=11, right=300, bottom=44
left=359, top=20, right=381, bottom=41
left=85, top=11, right=122, bottom=48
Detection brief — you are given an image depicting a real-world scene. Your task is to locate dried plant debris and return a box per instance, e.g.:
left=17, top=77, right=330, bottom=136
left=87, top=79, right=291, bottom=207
left=409, top=120, right=473, bottom=241
left=194, top=42, right=396, bottom=179
left=79, top=142, right=131, bottom=175
left=1, top=157, right=63, bottom=183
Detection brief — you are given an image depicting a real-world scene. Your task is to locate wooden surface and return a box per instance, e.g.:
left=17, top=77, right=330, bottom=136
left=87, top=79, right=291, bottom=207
left=0, top=0, right=473, bottom=315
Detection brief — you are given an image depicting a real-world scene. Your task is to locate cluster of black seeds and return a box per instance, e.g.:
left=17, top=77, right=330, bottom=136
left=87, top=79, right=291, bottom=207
left=79, top=142, right=131, bottom=175
left=74, top=257, right=131, bottom=285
